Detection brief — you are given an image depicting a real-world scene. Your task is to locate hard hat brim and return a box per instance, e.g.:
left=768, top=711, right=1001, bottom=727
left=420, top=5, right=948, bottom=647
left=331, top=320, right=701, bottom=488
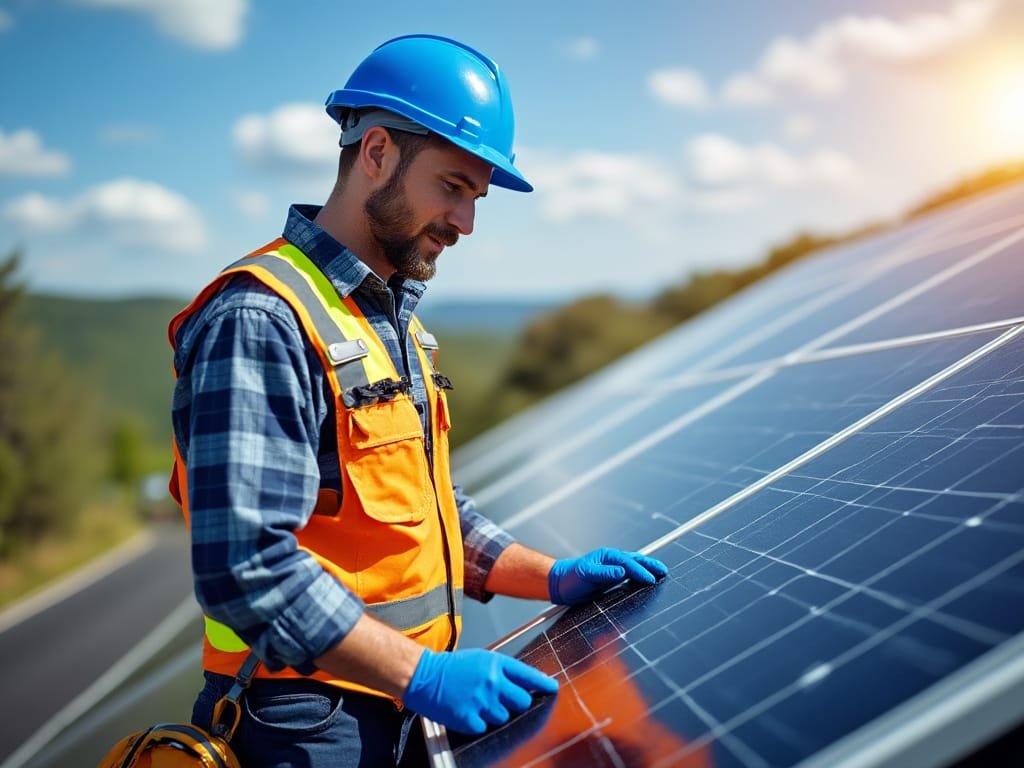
left=326, top=92, right=533, bottom=193
left=447, top=135, right=533, bottom=193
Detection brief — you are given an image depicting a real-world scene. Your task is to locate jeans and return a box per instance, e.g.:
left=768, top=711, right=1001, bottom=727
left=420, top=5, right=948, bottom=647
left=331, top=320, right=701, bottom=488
left=192, top=672, right=425, bottom=768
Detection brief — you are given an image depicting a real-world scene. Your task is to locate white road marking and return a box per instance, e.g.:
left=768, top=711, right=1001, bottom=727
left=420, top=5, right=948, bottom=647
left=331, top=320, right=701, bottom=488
left=0, top=594, right=199, bottom=768
left=0, top=531, right=154, bottom=636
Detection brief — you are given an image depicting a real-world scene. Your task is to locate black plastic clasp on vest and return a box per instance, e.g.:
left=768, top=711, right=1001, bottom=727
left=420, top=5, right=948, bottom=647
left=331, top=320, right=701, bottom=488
left=344, top=376, right=412, bottom=408
left=432, top=373, right=455, bottom=391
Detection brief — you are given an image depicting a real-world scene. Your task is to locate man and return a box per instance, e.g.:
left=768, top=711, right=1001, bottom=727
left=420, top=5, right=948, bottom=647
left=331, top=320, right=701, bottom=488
left=170, top=34, right=667, bottom=767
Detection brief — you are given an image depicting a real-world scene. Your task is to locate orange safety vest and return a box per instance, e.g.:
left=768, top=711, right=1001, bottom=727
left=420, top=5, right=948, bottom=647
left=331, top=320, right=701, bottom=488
left=168, top=239, right=464, bottom=699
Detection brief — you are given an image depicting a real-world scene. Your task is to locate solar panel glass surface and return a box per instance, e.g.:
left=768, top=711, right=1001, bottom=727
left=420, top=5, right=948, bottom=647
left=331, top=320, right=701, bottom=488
left=453, top=185, right=1024, bottom=492
left=458, top=331, right=1001, bottom=648
left=450, top=328, right=1024, bottom=767
left=444, top=182, right=1024, bottom=765
left=687, top=220, right=1024, bottom=370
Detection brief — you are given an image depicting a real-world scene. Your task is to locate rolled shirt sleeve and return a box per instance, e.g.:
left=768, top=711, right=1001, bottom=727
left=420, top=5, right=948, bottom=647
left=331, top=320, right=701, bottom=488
left=455, top=483, right=515, bottom=603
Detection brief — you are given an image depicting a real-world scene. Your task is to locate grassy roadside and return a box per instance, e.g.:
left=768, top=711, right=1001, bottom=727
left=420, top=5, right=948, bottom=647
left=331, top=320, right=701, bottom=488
left=0, top=497, right=143, bottom=610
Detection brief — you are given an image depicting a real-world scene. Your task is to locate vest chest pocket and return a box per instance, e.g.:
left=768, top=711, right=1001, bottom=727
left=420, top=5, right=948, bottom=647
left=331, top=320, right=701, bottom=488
left=342, top=395, right=432, bottom=524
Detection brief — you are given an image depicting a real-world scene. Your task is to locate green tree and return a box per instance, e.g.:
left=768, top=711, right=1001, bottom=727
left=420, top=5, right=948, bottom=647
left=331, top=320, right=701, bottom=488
left=652, top=269, right=744, bottom=323
left=110, top=415, right=146, bottom=493
left=0, top=253, right=101, bottom=556
left=492, top=295, right=673, bottom=419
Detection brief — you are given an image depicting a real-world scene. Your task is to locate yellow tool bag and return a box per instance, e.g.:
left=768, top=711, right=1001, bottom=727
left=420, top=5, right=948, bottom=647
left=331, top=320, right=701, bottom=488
left=97, top=653, right=258, bottom=768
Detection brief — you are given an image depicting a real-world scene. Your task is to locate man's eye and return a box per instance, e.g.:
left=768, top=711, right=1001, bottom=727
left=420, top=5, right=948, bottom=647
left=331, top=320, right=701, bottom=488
left=442, top=180, right=459, bottom=193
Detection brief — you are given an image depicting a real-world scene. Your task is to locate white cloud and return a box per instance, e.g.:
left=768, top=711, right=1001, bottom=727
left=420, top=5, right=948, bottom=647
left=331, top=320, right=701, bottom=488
left=784, top=114, right=817, bottom=141
left=691, top=188, right=760, bottom=213
left=0, top=10, right=13, bottom=31
left=72, top=0, right=248, bottom=50
left=648, top=68, right=710, bottom=108
left=521, top=138, right=859, bottom=223
left=0, top=129, right=71, bottom=177
left=4, top=178, right=206, bottom=251
left=828, top=0, right=998, bottom=60
left=4, top=193, right=68, bottom=230
left=524, top=149, right=682, bottom=221
left=564, top=37, right=599, bottom=60
left=686, top=133, right=859, bottom=208
left=760, top=35, right=844, bottom=95
left=805, top=149, right=860, bottom=186
left=721, top=73, right=774, bottom=106
left=687, top=134, right=752, bottom=185
left=234, top=103, right=339, bottom=175
left=722, top=0, right=1000, bottom=103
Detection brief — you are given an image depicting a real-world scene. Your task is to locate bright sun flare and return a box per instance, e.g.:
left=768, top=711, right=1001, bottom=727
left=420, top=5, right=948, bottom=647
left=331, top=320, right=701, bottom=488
left=993, top=75, right=1024, bottom=155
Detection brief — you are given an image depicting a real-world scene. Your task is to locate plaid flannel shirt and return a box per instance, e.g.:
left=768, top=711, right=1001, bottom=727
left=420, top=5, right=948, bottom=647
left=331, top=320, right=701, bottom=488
left=171, top=204, right=514, bottom=672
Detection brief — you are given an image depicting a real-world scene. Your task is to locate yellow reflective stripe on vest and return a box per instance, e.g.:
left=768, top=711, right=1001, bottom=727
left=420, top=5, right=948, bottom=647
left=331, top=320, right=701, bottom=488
left=205, top=616, right=249, bottom=653
left=222, top=254, right=371, bottom=394
left=204, top=586, right=464, bottom=653
left=272, top=244, right=395, bottom=383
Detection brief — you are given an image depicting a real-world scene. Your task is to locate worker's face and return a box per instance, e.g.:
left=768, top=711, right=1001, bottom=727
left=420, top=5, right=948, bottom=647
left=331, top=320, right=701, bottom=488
left=365, top=140, right=491, bottom=281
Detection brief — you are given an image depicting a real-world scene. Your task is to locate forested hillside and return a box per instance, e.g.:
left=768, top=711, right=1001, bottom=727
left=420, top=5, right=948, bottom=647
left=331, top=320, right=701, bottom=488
left=21, top=295, right=186, bottom=455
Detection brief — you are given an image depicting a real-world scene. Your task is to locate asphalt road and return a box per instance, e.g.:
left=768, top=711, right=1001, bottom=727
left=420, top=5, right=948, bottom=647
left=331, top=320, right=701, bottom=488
left=0, top=523, right=193, bottom=764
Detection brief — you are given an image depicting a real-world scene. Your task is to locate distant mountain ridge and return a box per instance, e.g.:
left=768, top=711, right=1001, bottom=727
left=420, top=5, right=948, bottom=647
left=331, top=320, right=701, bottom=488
left=416, top=298, right=558, bottom=333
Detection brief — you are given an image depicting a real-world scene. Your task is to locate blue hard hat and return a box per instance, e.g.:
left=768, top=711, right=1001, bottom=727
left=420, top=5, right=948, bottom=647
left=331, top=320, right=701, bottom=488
left=325, top=34, right=532, bottom=193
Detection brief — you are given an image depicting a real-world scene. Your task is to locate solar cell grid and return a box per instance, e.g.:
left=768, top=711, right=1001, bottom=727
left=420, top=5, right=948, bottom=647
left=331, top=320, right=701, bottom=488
left=439, top=183, right=1024, bottom=766
left=459, top=329, right=1007, bottom=649
left=748, top=182, right=1024, bottom=286
left=825, top=227, right=1024, bottom=348
left=494, top=332, right=997, bottom=538
left=713, top=224, right=1024, bottom=368
left=446, top=326, right=1024, bottom=768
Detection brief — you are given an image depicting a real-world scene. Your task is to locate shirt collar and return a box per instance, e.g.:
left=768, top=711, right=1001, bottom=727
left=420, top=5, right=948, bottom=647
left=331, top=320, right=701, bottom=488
left=282, top=204, right=427, bottom=302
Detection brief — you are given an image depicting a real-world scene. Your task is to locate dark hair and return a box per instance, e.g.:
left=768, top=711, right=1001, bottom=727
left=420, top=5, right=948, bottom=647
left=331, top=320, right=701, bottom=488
left=337, top=128, right=440, bottom=183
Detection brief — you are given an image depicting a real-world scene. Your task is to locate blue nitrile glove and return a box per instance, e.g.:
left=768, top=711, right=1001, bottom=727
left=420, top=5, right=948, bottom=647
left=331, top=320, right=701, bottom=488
left=548, top=547, right=669, bottom=605
left=404, top=648, right=559, bottom=734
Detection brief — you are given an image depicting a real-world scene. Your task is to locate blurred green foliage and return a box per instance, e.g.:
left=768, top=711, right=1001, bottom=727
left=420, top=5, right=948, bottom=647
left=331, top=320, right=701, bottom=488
left=492, top=294, right=675, bottom=423
left=0, top=253, right=104, bottom=557
left=20, top=293, right=186, bottom=467
left=431, top=332, right=518, bottom=448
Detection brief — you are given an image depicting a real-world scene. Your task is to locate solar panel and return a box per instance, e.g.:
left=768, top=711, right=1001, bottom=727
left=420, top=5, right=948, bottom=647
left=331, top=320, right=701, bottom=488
left=437, top=181, right=1024, bottom=766
left=453, top=184, right=1024, bottom=492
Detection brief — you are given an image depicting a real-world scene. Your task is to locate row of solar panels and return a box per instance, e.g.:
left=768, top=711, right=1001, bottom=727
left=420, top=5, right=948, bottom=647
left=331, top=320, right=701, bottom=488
left=438, top=181, right=1024, bottom=767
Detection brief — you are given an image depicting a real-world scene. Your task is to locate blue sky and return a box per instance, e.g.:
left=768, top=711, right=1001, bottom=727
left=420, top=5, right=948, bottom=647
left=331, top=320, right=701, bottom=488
left=2, top=0, right=1023, bottom=301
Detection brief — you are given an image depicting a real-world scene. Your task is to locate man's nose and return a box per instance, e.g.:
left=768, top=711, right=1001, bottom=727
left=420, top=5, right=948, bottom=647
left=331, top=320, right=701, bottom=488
left=448, top=198, right=476, bottom=236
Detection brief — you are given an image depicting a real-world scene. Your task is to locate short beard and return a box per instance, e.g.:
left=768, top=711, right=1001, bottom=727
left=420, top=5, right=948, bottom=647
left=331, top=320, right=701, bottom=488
left=364, top=169, right=458, bottom=282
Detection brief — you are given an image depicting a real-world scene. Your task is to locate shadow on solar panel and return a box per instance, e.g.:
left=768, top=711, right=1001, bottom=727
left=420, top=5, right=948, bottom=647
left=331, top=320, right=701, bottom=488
left=427, top=182, right=1024, bottom=767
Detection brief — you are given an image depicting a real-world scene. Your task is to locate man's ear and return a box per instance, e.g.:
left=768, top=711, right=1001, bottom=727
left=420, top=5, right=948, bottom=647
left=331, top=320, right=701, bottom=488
left=359, top=126, right=395, bottom=183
